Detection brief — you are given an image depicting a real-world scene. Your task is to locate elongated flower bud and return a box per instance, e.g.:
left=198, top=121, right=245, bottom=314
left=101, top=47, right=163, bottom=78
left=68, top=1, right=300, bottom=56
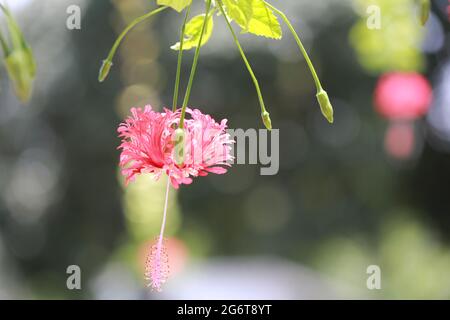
left=261, top=111, right=272, bottom=131
left=173, top=127, right=185, bottom=165
left=98, top=59, right=113, bottom=82
left=316, top=89, right=334, bottom=123
left=420, top=0, right=430, bottom=26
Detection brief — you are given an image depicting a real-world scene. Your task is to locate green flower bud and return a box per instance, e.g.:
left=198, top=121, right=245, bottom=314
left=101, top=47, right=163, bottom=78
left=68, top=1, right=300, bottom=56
left=173, top=128, right=185, bottom=165
left=316, top=89, right=334, bottom=124
left=261, top=111, right=272, bottom=131
left=98, top=59, right=113, bottom=83
left=0, top=4, right=36, bottom=103
left=419, top=0, right=430, bottom=26
left=5, top=48, right=35, bottom=103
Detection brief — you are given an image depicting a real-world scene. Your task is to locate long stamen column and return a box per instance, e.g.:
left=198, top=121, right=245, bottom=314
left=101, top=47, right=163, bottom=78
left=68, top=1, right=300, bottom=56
left=145, top=178, right=171, bottom=292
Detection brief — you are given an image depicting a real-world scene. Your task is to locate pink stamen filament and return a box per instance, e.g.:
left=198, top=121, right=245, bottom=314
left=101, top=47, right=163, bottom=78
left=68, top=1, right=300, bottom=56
left=146, top=178, right=171, bottom=291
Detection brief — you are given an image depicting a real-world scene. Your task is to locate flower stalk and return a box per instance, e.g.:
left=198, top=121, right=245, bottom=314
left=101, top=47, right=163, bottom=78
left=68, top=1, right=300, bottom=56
left=179, top=0, right=213, bottom=129
left=265, top=2, right=333, bottom=123
left=217, top=0, right=272, bottom=130
left=98, top=5, right=168, bottom=82
left=172, top=3, right=192, bottom=111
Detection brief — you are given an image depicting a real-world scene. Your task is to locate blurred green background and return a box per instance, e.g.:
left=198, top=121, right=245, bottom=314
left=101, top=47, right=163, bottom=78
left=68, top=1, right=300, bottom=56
left=1, top=0, right=450, bottom=299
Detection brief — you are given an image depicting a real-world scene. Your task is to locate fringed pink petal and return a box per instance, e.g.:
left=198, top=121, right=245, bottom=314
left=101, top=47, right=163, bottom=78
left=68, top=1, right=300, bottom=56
left=205, top=167, right=228, bottom=174
left=118, top=106, right=234, bottom=187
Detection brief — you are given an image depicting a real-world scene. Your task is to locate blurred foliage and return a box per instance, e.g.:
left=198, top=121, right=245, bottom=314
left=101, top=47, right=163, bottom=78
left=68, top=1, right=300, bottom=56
left=350, top=0, right=425, bottom=73
left=315, top=211, right=450, bottom=299
left=122, top=175, right=180, bottom=243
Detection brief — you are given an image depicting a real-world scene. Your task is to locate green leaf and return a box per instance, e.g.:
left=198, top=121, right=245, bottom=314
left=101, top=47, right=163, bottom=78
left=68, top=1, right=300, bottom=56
left=157, top=0, right=191, bottom=12
left=171, top=13, right=214, bottom=51
left=222, top=0, right=282, bottom=39
left=221, top=0, right=252, bottom=28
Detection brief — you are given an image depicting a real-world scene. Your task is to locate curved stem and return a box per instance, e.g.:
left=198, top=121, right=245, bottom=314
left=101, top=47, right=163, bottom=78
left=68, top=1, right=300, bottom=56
left=217, top=0, right=267, bottom=115
left=104, top=6, right=167, bottom=66
left=172, top=4, right=192, bottom=111
left=179, top=0, right=212, bottom=128
left=265, top=2, right=323, bottom=92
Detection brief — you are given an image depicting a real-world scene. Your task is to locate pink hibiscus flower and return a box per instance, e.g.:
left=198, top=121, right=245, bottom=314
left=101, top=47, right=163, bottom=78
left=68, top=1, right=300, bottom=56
left=118, top=106, right=234, bottom=291
left=118, top=106, right=234, bottom=188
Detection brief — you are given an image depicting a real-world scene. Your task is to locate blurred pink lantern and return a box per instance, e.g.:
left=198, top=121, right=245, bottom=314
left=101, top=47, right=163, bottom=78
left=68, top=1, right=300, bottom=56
left=384, top=122, right=416, bottom=160
left=374, top=72, right=433, bottom=160
left=374, top=73, right=432, bottom=120
left=447, top=1, right=450, bottom=21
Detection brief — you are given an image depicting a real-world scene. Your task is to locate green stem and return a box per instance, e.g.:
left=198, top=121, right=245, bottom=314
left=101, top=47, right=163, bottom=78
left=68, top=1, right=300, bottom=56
left=104, top=6, right=167, bottom=66
left=265, top=2, right=323, bottom=92
left=172, top=4, right=192, bottom=112
left=179, top=0, right=212, bottom=128
left=217, top=0, right=267, bottom=115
